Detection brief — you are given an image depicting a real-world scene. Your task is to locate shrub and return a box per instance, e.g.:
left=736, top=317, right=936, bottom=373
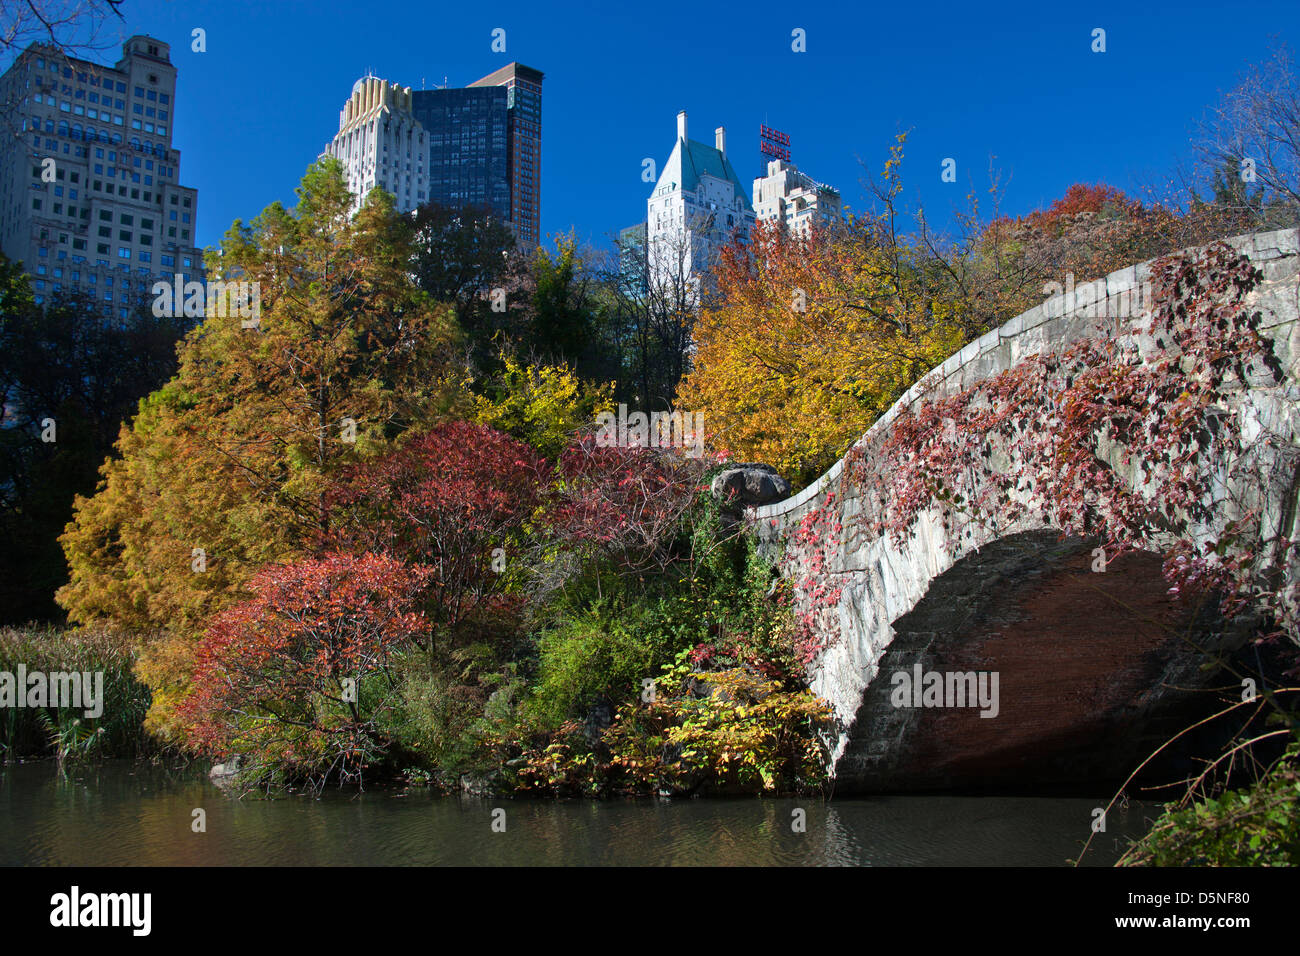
left=329, top=421, right=551, bottom=652
left=1120, top=748, right=1300, bottom=866
left=378, top=652, right=491, bottom=776
left=179, top=552, right=432, bottom=790
left=525, top=604, right=665, bottom=729
left=603, top=653, right=832, bottom=795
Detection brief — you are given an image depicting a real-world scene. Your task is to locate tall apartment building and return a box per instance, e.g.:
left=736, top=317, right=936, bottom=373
left=0, top=35, right=203, bottom=315
left=752, top=159, right=840, bottom=236
left=645, top=110, right=754, bottom=300
left=469, top=63, right=542, bottom=246
left=323, top=63, right=542, bottom=244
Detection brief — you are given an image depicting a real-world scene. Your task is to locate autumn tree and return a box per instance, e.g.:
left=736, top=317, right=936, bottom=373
left=677, top=209, right=970, bottom=483
left=179, top=552, right=432, bottom=790
left=471, top=354, right=614, bottom=460
left=327, top=421, right=552, bottom=651
left=547, top=434, right=710, bottom=581
left=981, top=180, right=1254, bottom=302
left=58, top=158, right=468, bottom=736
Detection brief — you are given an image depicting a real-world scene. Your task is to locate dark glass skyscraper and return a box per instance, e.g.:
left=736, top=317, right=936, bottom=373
left=410, top=87, right=510, bottom=221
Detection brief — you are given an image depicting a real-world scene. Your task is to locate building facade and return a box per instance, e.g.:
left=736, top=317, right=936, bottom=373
left=0, top=35, right=203, bottom=315
left=617, top=221, right=647, bottom=296
left=469, top=63, right=542, bottom=246
left=324, top=63, right=541, bottom=244
left=323, top=76, right=430, bottom=215
left=410, top=86, right=510, bottom=220
left=752, top=159, right=840, bottom=236
left=645, top=111, right=754, bottom=301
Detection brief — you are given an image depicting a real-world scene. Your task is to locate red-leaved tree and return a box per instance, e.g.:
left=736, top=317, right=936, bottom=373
left=549, top=434, right=712, bottom=577
left=328, top=421, right=552, bottom=647
left=179, top=552, right=433, bottom=789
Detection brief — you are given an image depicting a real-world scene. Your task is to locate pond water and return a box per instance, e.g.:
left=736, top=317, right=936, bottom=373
left=0, top=761, right=1151, bottom=866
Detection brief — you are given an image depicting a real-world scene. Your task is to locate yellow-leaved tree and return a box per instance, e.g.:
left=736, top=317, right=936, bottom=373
left=678, top=224, right=968, bottom=484
left=472, top=354, right=614, bottom=460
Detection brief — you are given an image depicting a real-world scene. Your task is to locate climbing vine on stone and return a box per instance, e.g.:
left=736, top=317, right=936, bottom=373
left=836, top=242, right=1297, bottom=651
left=783, top=492, right=845, bottom=667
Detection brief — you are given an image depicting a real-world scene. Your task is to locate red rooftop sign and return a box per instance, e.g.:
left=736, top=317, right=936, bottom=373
left=759, top=124, right=791, bottom=162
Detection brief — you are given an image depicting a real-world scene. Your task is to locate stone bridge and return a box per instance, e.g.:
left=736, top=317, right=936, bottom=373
left=749, top=229, right=1300, bottom=793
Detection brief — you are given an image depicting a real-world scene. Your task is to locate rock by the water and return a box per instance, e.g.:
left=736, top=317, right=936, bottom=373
left=209, top=755, right=243, bottom=788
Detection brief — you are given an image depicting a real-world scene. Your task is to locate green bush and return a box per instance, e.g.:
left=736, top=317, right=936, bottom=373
left=519, top=493, right=804, bottom=722
left=1120, top=747, right=1300, bottom=866
left=525, top=604, right=668, bottom=729
left=376, top=651, right=483, bottom=775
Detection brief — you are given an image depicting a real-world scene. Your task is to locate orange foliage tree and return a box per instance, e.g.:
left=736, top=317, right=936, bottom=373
left=677, top=217, right=970, bottom=484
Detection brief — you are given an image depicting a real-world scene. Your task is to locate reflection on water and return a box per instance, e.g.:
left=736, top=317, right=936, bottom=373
left=0, top=761, right=1150, bottom=866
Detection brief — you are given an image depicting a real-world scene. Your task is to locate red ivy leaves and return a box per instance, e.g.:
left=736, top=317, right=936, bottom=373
left=806, top=242, right=1295, bottom=659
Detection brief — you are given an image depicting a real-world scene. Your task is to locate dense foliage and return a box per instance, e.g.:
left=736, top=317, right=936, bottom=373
left=328, top=421, right=551, bottom=646
left=57, top=160, right=468, bottom=737
left=1120, top=746, right=1300, bottom=866
left=179, top=553, right=432, bottom=789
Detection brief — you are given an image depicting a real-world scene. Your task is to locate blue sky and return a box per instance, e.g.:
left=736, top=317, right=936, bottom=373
left=55, top=0, right=1300, bottom=254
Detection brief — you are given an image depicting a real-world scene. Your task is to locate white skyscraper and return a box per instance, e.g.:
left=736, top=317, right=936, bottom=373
left=645, top=111, right=754, bottom=301
left=322, top=76, right=430, bottom=214
left=752, top=159, right=840, bottom=237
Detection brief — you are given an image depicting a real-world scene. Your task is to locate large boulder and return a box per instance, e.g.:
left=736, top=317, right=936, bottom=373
left=711, top=464, right=791, bottom=513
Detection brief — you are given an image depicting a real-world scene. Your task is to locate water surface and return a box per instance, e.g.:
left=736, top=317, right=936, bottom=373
left=0, top=761, right=1150, bottom=866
